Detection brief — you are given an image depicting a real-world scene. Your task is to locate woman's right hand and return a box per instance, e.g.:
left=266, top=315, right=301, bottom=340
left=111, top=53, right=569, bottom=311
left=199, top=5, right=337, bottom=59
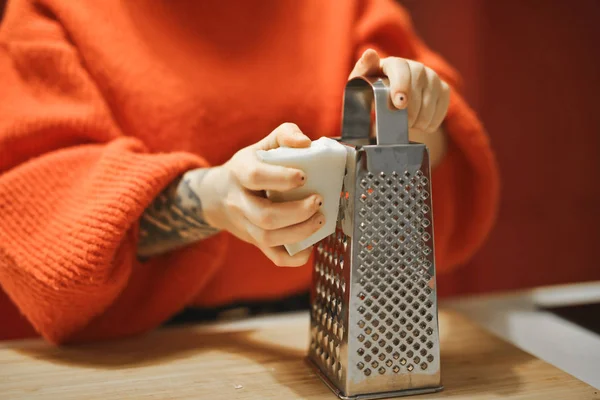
left=195, top=123, right=324, bottom=267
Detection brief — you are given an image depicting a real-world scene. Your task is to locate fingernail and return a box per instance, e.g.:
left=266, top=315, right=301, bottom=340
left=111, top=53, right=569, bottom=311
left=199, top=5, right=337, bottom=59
left=394, top=93, right=407, bottom=108
left=314, top=195, right=323, bottom=207
left=316, top=214, right=325, bottom=225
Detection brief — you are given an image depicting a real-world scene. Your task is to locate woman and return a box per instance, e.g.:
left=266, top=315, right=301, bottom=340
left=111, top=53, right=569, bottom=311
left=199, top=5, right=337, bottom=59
left=0, top=0, right=498, bottom=343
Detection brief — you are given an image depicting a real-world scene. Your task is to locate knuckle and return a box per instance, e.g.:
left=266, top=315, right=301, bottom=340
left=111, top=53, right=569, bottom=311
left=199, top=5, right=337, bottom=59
left=280, top=122, right=299, bottom=133
left=414, top=120, right=429, bottom=131
left=291, top=252, right=311, bottom=267
left=272, top=259, right=283, bottom=267
left=382, top=57, right=401, bottom=74
left=254, top=228, right=270, bottom=246
left=424, top=65, right=436, bottom=77
left=408, top=59, right=424, bottom=70
left=429, top=71, right=444, bottom=94
left=411, top=62, right=426, bottom=80
left=298, top=252, right=311, bottom=264
left=224, top=196, right=239, bottom=213
left=441, top=81, right=451, bottom=96
left=246, top=165, right=263, bottom=184
left=257, top=209, right=276, bottom=230
left=390, top=57, right=404, bottom=67
left=271, top=253, right=289, bottom=267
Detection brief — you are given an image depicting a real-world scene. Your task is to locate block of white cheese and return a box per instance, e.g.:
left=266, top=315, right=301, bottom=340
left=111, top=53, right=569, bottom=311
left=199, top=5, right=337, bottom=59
left=256, top=137, right=347, bottom=256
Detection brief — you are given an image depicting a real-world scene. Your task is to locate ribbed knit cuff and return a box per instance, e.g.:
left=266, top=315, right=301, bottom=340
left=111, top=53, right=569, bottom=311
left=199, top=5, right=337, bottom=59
left=0, top=137, right=208, bottom=342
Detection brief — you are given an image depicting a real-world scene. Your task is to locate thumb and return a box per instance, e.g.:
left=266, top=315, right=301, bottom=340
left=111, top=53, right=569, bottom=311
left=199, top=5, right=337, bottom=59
left=256, top=123, right=311, bottom=150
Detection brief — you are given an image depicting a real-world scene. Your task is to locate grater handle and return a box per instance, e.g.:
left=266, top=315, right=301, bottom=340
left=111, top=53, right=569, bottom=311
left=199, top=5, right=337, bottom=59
left=341, top=76, right=409, bottom=145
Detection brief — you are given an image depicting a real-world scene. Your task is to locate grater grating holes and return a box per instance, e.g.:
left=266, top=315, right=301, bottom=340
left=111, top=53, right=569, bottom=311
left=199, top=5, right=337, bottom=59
left=310, top=225, right=348, bottom=385
left=352, top=167, right=437, bottom=377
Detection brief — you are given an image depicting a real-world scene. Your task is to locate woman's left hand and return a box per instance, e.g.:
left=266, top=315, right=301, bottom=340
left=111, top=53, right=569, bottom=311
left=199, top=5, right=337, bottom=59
left=349, top=49, right=450, bottom=135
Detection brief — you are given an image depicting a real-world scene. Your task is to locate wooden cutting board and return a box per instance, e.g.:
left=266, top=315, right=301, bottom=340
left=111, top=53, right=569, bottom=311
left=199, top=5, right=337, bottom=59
left=0, top=310, right=597, bottom=399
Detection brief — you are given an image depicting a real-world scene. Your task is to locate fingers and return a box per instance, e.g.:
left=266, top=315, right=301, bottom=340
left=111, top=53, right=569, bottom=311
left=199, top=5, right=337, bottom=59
left=262, top=245, right=314, bottom=267
left=230, top=123, right=310, bottom=192
left=243, top=193, right=323, bottom=230
left=352, top=52, right=450, bottom=133
left=413, top=66, right=441, bottom=132
left=380, top=57, right=411, bottom=109
left=256, top=122, right=311, bottom=150
left=406, top=60, right=425, bottom=128
left=229, top=211, right=315, bottom=267
left=226, top=189, right=324, bottom=249
left=411, top=65, right=450, bottom=133
left=429, top=81, right=450, bottom=132
left=247, top=211, right=325, bottom=248
left=236, top=158, right=306, bottom=192
left=349, top=49, right=381, bottom=79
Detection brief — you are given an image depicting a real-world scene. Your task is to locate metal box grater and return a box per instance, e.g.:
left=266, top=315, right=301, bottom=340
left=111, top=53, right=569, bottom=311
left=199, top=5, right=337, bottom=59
left=307, top=76, right=443, bottom=399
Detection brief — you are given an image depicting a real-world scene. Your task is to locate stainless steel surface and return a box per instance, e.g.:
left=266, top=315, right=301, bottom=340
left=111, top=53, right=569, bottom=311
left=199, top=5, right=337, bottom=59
left=308, top=77, right=442, bottom=399
left=341, top=78, right=409, bottom=146
left=306, top=356, right=443, bottom=400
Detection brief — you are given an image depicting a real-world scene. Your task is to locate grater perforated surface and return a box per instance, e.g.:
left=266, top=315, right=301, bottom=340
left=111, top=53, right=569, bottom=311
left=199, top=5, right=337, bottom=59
left=350, top=167, right=439, bottom=380
left=310, top=224, right=350, bottom=388
left=309, top=159, right=441, bottom=398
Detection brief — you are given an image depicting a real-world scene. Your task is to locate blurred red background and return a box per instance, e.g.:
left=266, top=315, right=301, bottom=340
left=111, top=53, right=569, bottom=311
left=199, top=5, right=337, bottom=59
left=402, top=0, right=600, bottom=296
left=1, top=1, right=599, bottom=296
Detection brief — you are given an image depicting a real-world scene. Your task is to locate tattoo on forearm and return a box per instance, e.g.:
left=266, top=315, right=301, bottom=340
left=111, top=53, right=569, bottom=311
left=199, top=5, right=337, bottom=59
left=137, top=169, right=219, bottom=258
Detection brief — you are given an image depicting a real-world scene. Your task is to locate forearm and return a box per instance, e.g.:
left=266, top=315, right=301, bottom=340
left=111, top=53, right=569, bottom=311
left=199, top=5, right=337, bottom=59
left=137, top=168, right=219, bottom=258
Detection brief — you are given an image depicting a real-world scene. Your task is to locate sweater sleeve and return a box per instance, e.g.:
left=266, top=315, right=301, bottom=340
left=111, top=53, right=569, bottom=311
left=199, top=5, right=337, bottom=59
left=354, top=0, right=500, bottom=272
left=0, top=5, right=226, bottom=343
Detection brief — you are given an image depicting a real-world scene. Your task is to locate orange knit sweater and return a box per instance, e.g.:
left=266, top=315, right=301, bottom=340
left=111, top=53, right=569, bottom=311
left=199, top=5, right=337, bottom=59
left=0, top=0, right=499, bottom=343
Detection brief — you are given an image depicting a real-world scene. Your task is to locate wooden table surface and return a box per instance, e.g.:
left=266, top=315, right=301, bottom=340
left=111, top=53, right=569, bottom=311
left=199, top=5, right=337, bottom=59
left=0, top=310, right=597, bottom=400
